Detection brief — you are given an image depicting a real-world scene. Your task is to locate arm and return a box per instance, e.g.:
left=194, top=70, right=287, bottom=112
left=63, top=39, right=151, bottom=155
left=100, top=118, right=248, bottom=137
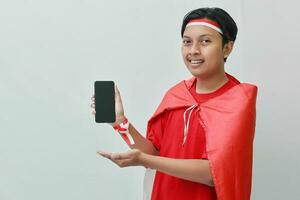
left=92, top=87, right=213, bottom=186
left=127, top=123, right=159, bottom=156
left=91, top=86, right=158, bottom=156
left=141, top=153, right=214, bottom=187
left=98, top=149, right=214, bottom=187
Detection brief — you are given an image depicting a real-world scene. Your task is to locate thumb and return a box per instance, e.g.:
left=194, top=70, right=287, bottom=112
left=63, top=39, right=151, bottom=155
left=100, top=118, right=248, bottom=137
left=115, top=85, right=122, bottom=103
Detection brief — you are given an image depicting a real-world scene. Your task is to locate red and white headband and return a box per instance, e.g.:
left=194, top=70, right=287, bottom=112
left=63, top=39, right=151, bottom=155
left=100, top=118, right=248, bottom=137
left=186, top=19, right=223, bottom=34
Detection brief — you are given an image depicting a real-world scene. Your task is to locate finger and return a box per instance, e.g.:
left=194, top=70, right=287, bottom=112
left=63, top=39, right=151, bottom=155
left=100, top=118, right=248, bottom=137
left=92, top=110, right=96, bottom=115
left=91, top=95, right=95, bottom=101
left=97, top=151, right=112, bottom=159
left=91, top=103, right=95, bottom=108
left=111, top=150, right=132, bottom=160
left=98, top=151, right=134, bottom=168
left=114, top=159, right=133, bottom=168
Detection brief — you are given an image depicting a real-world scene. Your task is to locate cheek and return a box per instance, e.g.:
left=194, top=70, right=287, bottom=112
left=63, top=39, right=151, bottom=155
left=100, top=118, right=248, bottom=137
left=205, top=47, right=223, bottom=60
left=181, top=48, right=188, bottom=59
left=181, top=46, right=185, bottom=54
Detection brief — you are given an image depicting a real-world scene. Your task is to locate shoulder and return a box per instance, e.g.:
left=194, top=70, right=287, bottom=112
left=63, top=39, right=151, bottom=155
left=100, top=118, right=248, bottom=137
left=163, top=77, right=196, bottom=97
left=233, top=83, right=258, bottom=100
left=225, top=73, right=258, bottom=100
left=148, top=78, right=196, bottom=123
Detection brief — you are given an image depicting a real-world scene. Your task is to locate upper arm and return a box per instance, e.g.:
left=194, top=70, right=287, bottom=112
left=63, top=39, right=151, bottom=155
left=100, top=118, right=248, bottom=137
left=146, top=112, right=168, bottom=152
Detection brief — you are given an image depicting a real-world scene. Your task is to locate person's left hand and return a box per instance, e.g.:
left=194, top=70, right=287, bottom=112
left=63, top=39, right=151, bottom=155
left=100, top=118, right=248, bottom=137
left=97, top=149, right=144, bottom=168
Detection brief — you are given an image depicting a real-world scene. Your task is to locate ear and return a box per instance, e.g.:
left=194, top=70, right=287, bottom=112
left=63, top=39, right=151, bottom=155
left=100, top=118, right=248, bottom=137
left=223, top=41, right=234, bottom=59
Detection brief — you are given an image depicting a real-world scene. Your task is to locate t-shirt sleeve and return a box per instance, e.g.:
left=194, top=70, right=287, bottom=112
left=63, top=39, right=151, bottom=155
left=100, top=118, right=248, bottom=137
left=201, top=152, right=208, bottom=159
left=146, top=112, right=167, bottom=151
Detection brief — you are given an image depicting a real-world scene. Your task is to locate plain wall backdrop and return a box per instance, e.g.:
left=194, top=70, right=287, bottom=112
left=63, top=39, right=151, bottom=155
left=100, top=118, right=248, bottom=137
left=0, top=0, right=299, bottom=199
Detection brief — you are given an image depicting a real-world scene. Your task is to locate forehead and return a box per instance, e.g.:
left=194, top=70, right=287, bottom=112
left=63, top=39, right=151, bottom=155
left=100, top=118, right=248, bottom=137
left=183, top=25, right=221, bottom=39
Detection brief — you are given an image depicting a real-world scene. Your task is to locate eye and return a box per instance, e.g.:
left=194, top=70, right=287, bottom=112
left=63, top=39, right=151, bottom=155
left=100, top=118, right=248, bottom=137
left=182, top=39, right=192, bottom=46
left=201, top=39, right=211, bottom=45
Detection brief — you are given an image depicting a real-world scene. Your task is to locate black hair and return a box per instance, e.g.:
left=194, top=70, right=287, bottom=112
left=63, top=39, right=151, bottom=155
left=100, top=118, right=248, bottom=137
left=181, top=7, right=238, bottom=61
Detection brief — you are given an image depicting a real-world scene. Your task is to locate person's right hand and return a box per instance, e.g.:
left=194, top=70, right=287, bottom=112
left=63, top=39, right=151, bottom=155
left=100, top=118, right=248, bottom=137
left=91, top=85, right=126, bottom=126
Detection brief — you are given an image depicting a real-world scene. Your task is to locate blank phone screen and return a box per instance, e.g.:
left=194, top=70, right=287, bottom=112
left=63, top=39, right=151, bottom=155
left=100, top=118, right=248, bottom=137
left=94, top=81, right=115, bottom=123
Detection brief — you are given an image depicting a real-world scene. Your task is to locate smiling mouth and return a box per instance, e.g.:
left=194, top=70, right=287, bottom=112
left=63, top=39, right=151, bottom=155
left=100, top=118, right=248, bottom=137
left=189, top=59, right=204, bottom=65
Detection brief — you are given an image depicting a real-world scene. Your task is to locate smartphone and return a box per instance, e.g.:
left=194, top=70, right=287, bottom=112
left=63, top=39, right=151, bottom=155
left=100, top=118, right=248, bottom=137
left=94, top=81, right=116, bottom=123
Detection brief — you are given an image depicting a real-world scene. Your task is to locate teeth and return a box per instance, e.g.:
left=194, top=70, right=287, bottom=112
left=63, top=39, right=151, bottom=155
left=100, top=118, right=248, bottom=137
left=190, top=60, right=204, bottom=64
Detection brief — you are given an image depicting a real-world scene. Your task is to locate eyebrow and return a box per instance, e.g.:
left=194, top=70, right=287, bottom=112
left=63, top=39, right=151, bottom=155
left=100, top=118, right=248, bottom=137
left=183, top=34, right=215, bottom=39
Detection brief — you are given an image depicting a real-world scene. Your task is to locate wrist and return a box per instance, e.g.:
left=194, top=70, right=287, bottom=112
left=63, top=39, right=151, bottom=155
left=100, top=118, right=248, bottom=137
left=113, top=115, right=126, bottom=127
left=139, top=151, right=150, bottom=168
left=112, top=117, right=135, bottom=146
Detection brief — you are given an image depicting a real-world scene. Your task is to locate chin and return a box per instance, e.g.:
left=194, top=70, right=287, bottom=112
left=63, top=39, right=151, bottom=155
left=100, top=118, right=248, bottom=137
left=189, top=70, right=211, bottom=79
left=186, top=67, right=205, bottom=77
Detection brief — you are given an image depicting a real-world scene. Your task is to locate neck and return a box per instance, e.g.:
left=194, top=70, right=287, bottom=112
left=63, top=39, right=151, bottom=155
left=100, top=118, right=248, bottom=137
left=195, top=72, right=229, bottom=94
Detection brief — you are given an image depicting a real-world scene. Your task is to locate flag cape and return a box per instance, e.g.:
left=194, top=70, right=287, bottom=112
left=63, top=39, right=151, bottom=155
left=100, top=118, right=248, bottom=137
left=147, top=74, right=257, bottom=200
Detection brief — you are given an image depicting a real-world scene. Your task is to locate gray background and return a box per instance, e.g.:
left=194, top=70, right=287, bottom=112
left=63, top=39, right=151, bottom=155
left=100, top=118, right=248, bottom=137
left=0, top=0, right=299, bottom=199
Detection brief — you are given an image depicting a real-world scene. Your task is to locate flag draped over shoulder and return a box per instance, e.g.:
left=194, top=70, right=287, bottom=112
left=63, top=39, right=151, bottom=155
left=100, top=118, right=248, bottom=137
left=147, top=74, right=257, bottom=200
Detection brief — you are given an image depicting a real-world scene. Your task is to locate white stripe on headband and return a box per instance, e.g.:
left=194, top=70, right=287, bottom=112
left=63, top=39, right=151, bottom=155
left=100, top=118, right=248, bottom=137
left=186, top=21, right=223, bottom=34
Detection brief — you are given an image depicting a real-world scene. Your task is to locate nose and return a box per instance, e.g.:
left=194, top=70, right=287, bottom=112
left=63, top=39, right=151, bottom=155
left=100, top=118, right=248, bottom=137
left=189, top=43, right=201, bottom=55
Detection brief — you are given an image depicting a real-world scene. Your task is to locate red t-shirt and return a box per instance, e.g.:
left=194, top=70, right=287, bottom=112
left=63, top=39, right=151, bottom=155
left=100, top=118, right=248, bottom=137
left=147, top=79, right=237, bottom=200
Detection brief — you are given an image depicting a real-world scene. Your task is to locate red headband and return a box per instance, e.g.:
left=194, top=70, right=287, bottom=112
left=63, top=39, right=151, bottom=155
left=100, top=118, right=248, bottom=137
left=186, top=19, right=223, bottom=34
